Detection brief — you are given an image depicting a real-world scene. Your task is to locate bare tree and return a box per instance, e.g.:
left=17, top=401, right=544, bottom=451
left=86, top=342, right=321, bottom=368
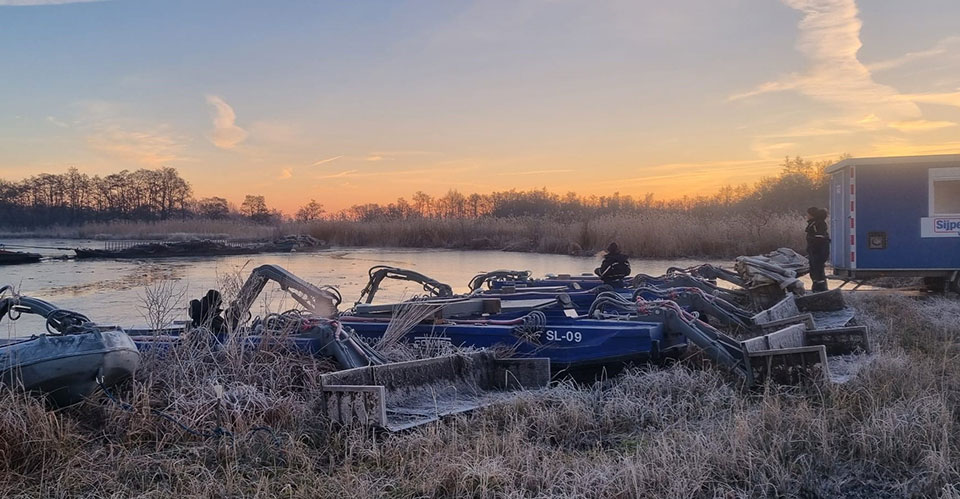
left=295, top=199, right=325, bottom=222
left=138, top=280, right=188, bottom=332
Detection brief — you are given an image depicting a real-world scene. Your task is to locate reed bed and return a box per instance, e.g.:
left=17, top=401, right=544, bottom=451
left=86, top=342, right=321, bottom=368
left=2, top=212, right=807, bottom=259
left=0, top=291, right=957, bottom=497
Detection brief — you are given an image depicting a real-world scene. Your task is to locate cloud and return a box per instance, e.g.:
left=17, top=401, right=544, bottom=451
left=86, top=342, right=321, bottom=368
left=898, top=91, right=960, bottom=108
left=365, top=155, right=384, bottom=162
left=278, top=168, right=293, bottom=180
left=247, top=120, right=300, bottom=145
left=728, top=80, right=802, bottom=101
left=498, top=169, right=574, bottom=176
left=0, top=0, right=103, bottom=5
left=869, top=139, right=960, bottom=156
left=619, top=159, right=775, bottom=182
left=313, top=165, right=481, bottom=182
left=311, top=155, right=343, bottom=166
left=751, top=141, right=797, bottom=159
left=205, top=95, right=248, bottom=149
left=580, top=158, right=786, bottom=198
left=887, top=120, right=957, bottom=132
left=316, top=169, right=359, bottom=180
left=867, top=36, right=960, bottom=72
left=86, top=127, right=184, bottom=165
left=368, top=150, right=439, bottom=157
left=732, top=0, right=920, bottom=124
left=730, top=0, right=960, bottom=159
left=71, top=99, right=186, bottom=165
left=754, top=120, right=861, bottom=139
left=46, top=116, right=69, bottom=128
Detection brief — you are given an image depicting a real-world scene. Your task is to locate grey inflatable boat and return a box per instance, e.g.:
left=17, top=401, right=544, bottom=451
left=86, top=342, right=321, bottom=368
left=0, top=287, right=140, bottom=407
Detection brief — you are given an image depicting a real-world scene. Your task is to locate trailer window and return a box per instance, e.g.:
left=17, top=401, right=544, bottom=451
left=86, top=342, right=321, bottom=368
left=933, top=179, right=960, bottom=215
left=930, top=167, right=960, bottom=216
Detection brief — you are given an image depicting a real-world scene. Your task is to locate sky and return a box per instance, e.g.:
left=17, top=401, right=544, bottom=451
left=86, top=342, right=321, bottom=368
left=1, top=0, right=959, bottom=213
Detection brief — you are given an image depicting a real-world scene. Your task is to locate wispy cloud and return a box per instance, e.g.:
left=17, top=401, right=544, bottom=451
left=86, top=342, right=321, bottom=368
left=311, top=155, right=343, bottom=166
left=867, top=36, right=960, bottom=72
left=898, top=91, right=960, bottom=108
left=71, top=99, right=186, bottom=165
left=647, top=159, right=773, bottom=180
left=498, top=169, right=573, bottom=176
left=205, top=95, right=248, bottom=149
left=86, top=127, right=184, bottom=165
left=729, top=0, right=960, bottom=159
left=368, top=150, right=439, bottom=157
left=728, top=80, right=802, bottom=101
left=732, top=0, right=919, bottom=123
left=887, top=120, right=957, bottom=132
left=247, top=120, right=301, bottom=145
left=316, top=169, right=359, bottom=180
left=46, top=116, right=69, bottom=128
left=0, top=0, right=104, bottom=5
left=752, top=141, right=797, bottom=159
left=870, top=139, right=960, bottom=156
left=278, top=168, right=293, bottom=180
left=314, top=165, right=480, bottom=182
left=365, top=155, right=384, bottom=162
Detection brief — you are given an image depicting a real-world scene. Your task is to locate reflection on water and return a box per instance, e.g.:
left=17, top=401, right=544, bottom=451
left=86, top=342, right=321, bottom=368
left=1, top=239, right=718, bottom=337
left=41, top=262, right=191, bottom=296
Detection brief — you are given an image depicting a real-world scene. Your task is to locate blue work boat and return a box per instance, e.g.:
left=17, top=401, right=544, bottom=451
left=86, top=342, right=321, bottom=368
left=339, top=314, right=687, bottom=375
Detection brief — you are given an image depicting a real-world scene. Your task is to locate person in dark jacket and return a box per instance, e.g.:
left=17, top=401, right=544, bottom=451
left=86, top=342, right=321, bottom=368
left=805, top=207, right=830, bottom=292
left=596, top=242, right=631, bottom=284
left=189, top=289, right=227, bottom=334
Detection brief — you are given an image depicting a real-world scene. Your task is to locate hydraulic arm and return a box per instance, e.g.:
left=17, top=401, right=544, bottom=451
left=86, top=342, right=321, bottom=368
left=467, top=270, right=533, bottom=292
left=589, top=292, right=752, bottom=383
left=224, top=264, right=342, bottom=330
left=357, top=265, right=454, bottom=305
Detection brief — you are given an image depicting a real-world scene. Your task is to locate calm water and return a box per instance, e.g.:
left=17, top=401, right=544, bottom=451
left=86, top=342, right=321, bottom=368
left=1, top=238, right=720, bottom=338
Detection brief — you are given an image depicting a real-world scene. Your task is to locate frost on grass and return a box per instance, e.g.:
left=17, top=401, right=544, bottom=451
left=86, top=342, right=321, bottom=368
left=0, top=292, right=957, bottom=497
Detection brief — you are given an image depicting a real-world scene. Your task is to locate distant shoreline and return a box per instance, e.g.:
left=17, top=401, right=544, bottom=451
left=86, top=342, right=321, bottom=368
left=0, top=211, right=807, bottom=260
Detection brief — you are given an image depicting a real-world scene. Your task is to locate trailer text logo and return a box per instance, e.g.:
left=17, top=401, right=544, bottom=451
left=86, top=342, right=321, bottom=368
left=921, top=217, right=960, bottom=238
left=934, top=218, right=960, bottom=233
left=923, top=217, right=960, bottom=237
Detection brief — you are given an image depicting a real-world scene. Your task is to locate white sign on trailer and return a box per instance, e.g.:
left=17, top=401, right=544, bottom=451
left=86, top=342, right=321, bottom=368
left=920, top=217, right=960, bottom=238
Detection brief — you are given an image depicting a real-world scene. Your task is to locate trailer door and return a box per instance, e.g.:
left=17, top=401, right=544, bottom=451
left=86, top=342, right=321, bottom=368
left=829, top=170, right=849, bottom=270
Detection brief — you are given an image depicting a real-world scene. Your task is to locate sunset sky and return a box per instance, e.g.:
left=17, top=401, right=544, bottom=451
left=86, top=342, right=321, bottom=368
left=2, top=0, right=959, bottom=213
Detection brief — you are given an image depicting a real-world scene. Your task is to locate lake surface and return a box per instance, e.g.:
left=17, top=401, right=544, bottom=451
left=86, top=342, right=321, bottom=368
left=1, top=238, right=724, bottom=338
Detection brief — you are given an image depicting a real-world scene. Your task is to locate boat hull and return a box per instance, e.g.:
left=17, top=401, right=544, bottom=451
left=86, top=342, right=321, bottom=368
left=341, top=318, right=687, bottom=374
left=0, top=330, right=140, bottom=407
left=0, top=250, right=42, bottom=266
left=129, top=318, right=687, bottom=378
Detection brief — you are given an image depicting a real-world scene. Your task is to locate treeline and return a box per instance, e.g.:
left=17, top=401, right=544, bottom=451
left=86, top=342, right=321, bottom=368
left=0, top=168, right=193, bottom=227
left=0, top=156, right=837, bottom=229
left=334, top=156, right=836, bottom=221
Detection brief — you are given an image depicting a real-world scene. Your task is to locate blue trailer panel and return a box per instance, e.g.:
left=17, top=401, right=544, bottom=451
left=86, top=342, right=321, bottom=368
left=826, top=155, right=960, bottom=281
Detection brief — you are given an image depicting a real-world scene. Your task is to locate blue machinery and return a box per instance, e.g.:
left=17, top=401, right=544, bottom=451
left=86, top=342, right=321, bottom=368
left=3, top=262, right=872, bottom=430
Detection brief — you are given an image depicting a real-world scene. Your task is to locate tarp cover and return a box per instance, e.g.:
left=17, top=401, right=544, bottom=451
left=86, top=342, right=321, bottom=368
left=735, top=248, right=809, bottom=289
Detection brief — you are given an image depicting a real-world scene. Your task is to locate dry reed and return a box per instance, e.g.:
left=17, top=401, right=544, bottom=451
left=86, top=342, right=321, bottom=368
left=1, top=211, right=807, bottom=259
left=376, top=301, right=443, bottom=351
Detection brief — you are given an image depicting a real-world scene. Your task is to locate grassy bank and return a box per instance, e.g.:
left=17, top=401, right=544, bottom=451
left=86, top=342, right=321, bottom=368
left=0, top=292, right=957, bottom=497
left=0, top=212, right=806, bottom=259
